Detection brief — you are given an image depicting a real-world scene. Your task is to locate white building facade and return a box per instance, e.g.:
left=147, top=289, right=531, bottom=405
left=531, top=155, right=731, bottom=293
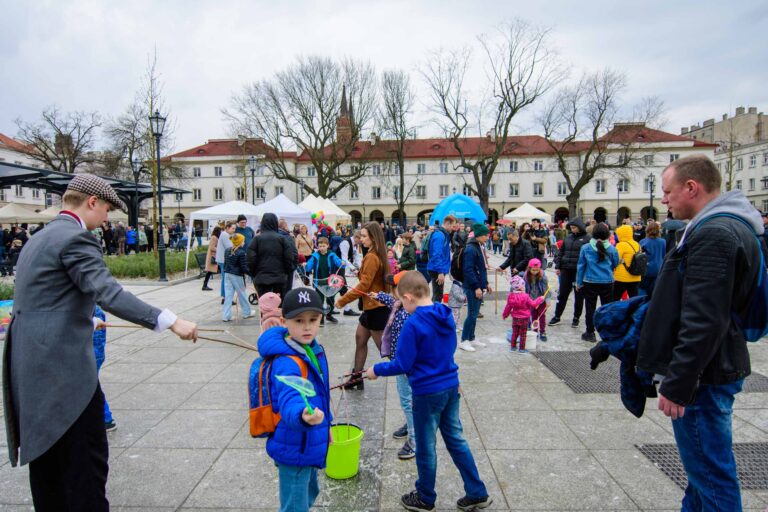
left=0, top=133, right=48, bottom=211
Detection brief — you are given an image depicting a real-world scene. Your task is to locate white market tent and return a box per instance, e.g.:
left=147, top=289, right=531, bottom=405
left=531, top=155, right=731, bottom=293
left=0, top=203, right=56, bottom=224
left=252, top=194, right=312, bottom=230
left=503, top=203, right=553, bottom=225
left=298, top=194, right=351, bottom=226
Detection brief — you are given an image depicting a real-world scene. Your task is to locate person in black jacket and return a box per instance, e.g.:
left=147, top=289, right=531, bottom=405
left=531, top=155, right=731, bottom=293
left=247, top=213, right=297, bottom=298
left=496, top=229, right=532, bottom=276
left=549, top=218, right=590, bottom=327
left=637, top=155, right=763, bottom=511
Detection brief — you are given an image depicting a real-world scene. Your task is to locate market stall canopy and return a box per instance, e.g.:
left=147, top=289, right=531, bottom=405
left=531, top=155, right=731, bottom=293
left=298, top=195, right=351, bottom=226
left=503, top=203, right=552, bottom=224
left=0, top=203, right=55, bottom=223
left=428, top=193, right=487, bottom=225
left=252, top=193, right=312, bottom=229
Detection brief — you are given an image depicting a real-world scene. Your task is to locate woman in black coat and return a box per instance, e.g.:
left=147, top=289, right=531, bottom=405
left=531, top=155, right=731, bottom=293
left=246, top=213, right=297, bottom=297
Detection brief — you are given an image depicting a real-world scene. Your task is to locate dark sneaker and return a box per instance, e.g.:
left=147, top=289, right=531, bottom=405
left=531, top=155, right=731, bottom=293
left=397, top=440, right=416, bottom=460
left=548, top=316, right=561, bottom=326
left=392, top=423, right=409, bottom=439
left=457, top=495, right=493, bottom=510
left=105, top=421, right=117, bottom=432
left=401, top=490, right=435, bottom=511
left=201, top=286, right=213, bottom=291
left=326, top=314, right=339, bottom=324
left=477, top=313, right=484, bottom=319
left=571, top=319, right=580, bottom=328
left=539, top=334, right=548, bottom=342
left=581, top=331, right=597, bottom=342
left=343, top=310, right=360, bottom=316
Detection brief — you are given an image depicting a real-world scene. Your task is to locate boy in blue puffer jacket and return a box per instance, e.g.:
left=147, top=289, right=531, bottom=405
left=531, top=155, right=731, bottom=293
left=367, top=271, right=492, bottom=512
left=257, top=288, right=332, bottom=512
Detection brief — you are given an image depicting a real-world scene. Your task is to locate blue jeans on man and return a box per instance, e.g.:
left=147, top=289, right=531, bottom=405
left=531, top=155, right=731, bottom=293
left=277, top=464, right=319, bottom=512
left=461, top=288, right=482, bottom=342
left=413, top=386, right=488, bottom=506
left=671, top=380, right=743, bottom=511
left=396, top=374, right=416, bottom=442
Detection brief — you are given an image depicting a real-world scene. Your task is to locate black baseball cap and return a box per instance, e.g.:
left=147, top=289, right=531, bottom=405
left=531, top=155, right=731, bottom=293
left=282, top=288, right=324, bottom=319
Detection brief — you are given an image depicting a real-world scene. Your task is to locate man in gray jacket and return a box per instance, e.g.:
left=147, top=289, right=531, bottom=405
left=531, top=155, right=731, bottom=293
left=2, top=174, right=198, bottom=511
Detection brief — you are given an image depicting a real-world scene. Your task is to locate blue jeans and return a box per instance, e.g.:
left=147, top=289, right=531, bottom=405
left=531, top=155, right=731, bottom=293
left=218, top=263, right=225, bottom=297
left=461, top=288, right=482, bottom=342
left=223, top=273, right=252, bottom=320
left=277, top=464, right=319, bottom=512
left=413, top=386, right=487, bottom=506
left=672, top=380, right=743, bottom=511
left=396, top=374, right=415, bottom=442
left=93, top=345, right=113, bottom=424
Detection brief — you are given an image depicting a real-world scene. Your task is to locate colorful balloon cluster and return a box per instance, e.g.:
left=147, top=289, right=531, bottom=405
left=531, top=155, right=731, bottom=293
left=310, top=211, right=325, bottom=225
left=0, top=300, right=12, bottom=337
left=311, top=211, right=333, bottom=235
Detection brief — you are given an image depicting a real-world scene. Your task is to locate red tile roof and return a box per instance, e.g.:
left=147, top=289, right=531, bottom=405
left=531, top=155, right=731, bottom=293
left=0, top=133, right=32, bottom=153
left=166, top=138, right=293, bottom=160
left=600, top=124, right=718, bottom=148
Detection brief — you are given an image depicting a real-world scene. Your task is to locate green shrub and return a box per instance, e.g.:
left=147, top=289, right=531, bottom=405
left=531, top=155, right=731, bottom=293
left=105, top=246, right=207, bottom=279
left=0, top=283, right=14, bottom=300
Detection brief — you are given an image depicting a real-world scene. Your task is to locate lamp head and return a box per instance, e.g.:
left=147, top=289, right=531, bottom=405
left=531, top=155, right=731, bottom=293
left=149, top=110, right=166, bottom=137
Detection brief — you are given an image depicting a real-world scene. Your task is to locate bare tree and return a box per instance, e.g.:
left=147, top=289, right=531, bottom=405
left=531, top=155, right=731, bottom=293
left=422, top=19, right=563, bottom=213
left=103, top=100, right=148, bottom=181
left=541, top=68, right=665, bottom=218
left=223, top=56, right=377, bottom=198
left=15, top=106, right=101, bottom=173
left=378, top=69, right=418, bottom=225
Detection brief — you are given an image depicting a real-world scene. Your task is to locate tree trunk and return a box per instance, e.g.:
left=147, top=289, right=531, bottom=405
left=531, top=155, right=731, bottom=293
left=479, top=193, right=489, bottom=222
left=566, top=193, right=580, bottom=219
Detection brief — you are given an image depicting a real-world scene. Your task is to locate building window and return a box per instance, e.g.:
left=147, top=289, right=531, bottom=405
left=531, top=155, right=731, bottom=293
left=350, top=185, right=358, bottom=200
left=735, top=180, right=742, bottom=190
left=557, top=182, right=567, bottom=196
left=619, top=154, right=627, bottom=165
left=487, top=184, right=495, bottom=197
left=736, top=158, right=743, bottom=170
left=255, top=187, right=266, bottom=200
left=214, top=188, right=223, bottom=201
left=307, top=166, right=316, bottom=177
left=669, top=154, right=680, bottom=163
left=274, top=186, right=284, bottom=196
left=214, top=166, right=223, bottom=177
left=235, top=165, right=245, bottom=176
left=439, top=184, right=449, bottom=197
left=175, top=192, right=183, bottom=202
left=236, top=187, right=245, bottom=200
left=32, top=189, right=41, bottom=199
left=372, top=186, right=381, bottom=199
left=618, top=179, right=630, bottom=193
left=644, top=178, right=657, bottom=193
left=372, top=165, right=381, bottom=176
left=461, top=184, right=472, bottom=196
left=595, top=179, right=606, bottom=193
left=533, top=183, right=543, bottom=196
left=643, top=155, right=654, bottom=166
left=15, top=185, right=23, bottom=197
left=534, top=160, right=543, bottom=171
left=393, top=186, right=400, bottom=200
left=750, top=155, right=757, bottom=168
left=509, top=161, right=519, bottom=172
left=417, top=163, right=426, bottom=175
left=415, top=185, right=426, bottom=199
left=193, top=189, right=201, bottom=201
left=193, top=167, right=201, bottom=177
left=439, top=163, right=449, bottom=174
left=509, top=183, right=519, bottom=197
left=749, top=178, right=755, bottom=191
left=764, top=199, right=768, bottom=212
left=762, top=177, right=768, bottom=190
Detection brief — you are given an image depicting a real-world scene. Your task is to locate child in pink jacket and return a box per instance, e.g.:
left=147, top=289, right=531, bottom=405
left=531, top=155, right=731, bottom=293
left=502, top=275, right=544, bottom=353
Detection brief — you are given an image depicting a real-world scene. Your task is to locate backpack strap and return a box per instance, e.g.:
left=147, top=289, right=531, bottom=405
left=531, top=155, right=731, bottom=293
left=621, top=242, right=638, bottom=271
left=286, top=354, right=309, bottom=379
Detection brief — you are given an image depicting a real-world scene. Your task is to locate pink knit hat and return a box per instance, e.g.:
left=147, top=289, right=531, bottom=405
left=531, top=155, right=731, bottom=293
left=510, top=275, right=526, bottom=291
left=528, top=258, right=541, bottom=268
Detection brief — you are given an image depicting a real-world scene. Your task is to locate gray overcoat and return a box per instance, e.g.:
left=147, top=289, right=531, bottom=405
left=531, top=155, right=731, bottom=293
left=2, top=215, right=162, bottom=466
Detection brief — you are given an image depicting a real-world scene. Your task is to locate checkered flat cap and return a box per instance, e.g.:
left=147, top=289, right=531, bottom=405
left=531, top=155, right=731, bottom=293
left=66, top=174, right=126, bottom=210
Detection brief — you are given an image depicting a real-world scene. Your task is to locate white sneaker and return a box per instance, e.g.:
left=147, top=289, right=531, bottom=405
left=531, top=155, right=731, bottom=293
left=242, top=312, right=256, bottom=319
left=458, top=341, right=476, bottom=352
left=471, top=340, right=487, bottom=347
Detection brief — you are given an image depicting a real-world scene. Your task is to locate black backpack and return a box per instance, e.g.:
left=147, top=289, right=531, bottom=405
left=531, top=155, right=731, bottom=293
left=450, top=245, right=466, bottom=282
left=623, top=244, right=648, bottom=276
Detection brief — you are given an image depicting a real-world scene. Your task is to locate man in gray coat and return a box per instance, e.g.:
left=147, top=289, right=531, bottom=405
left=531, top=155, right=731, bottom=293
left=2, top=174, right=198, bottom=511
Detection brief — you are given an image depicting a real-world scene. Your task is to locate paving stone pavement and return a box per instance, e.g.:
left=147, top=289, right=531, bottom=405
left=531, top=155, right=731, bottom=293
left=1, top=255, right=767, bottom=511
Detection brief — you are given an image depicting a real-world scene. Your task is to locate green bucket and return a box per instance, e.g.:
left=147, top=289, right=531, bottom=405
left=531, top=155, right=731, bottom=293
left=325, top=423, right=365, bottom=479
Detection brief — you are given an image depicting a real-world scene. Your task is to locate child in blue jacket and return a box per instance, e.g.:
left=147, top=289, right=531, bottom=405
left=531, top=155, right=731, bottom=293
left=257, top=288, right=332, bottom=512
left=576, top=223, right=619, bottom=342
left=304, top=237, right=344, bottom=325
left=367, top=271, right=492, bottom=512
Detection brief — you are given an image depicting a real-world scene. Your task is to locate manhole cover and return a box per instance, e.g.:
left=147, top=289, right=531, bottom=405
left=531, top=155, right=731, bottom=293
left=533, top=351, right=768, bottom=394
left=637, top=443, right=768, bottom=490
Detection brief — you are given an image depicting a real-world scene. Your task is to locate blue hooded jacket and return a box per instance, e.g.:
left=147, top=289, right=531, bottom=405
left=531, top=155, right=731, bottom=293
left=462, top=239, right=488, bottom=291
left=257, top=326, right=332, bottom=468
left=304, top=250, right=344, bottom=287
left=576, top=239, right=620, bottom=287
left=373, top=303, right=459, bottom=396
left=426, top=228, right=451, bottom=274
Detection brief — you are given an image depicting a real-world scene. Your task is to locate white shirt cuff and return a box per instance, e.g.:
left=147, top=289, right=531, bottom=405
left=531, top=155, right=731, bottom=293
left=154, top=309, right=178, bottom=332
left=92, top=317, right=99, bottom=330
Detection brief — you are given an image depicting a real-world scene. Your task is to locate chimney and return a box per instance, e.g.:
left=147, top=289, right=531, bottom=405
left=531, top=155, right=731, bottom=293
left=370, top=132, right=377, bottom=145
left=722, top=114, right=728, bottom=121
left=748, top=107, right=757, bottom=114
left=690, top=125, right=698, bottom=132
left=736, top=106, right=745, bottom=116
left=681, top=127, right=689, bottom=134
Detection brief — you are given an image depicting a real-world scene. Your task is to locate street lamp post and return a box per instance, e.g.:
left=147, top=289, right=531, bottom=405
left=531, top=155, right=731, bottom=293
left=149, top=110, right=168, bottom=282
left=616, top=181, right=621, bottom=225
left=249, top=155, right=256, bottom=205
left=130, top=158, right=144, bottom=228
left=648, top=173, right=656, bottom=221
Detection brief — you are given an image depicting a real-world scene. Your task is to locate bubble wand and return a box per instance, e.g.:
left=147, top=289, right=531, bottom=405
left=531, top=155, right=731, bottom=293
left=275, top=375, right=316, bottom=414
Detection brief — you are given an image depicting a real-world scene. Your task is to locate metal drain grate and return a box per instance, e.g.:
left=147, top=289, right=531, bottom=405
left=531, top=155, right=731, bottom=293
left=533, top=351, right=768, bottom=394
left=637, top=443, right=768, bottom=490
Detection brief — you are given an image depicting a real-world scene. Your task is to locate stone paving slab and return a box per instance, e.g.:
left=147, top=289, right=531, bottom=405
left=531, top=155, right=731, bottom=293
left=1, top=265, right=767, bottom=510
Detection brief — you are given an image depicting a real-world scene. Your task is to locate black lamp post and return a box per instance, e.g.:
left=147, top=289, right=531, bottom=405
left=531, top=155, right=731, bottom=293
left=249, top=155, right=256, bottom=205
left=149, top=110, right=167, bottom=282
left=130, top=158, right=144, bottom=228
left=648, top=173, right=656, bottom=221
left=616, top=181, right=621, bottom=225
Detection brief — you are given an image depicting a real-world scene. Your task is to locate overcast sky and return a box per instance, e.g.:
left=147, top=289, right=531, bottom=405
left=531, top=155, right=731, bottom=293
left=2, top=0, right=766, bottom=153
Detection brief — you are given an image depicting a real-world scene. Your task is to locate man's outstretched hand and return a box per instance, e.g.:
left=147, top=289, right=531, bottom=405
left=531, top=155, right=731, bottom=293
left=171, top=318, right=198, bottom=341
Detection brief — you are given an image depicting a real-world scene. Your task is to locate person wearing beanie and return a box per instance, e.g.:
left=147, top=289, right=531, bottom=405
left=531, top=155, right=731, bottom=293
left=223, top=233, right=255, bottom=322
left=458, top=223, right=492, bottom=352
left=524, top=258, right=552, bottom=342
left=502, top=275, right=544, bottom=353
left=235, top=214, right=255, bottom=251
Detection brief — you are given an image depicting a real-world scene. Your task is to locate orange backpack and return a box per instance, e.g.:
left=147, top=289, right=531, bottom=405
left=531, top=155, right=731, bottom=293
left=248, top=355, right=308, bottom=437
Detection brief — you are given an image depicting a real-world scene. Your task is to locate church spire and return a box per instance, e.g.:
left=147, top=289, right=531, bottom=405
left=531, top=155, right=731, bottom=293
left=340, top=84, right=348, bottom=117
